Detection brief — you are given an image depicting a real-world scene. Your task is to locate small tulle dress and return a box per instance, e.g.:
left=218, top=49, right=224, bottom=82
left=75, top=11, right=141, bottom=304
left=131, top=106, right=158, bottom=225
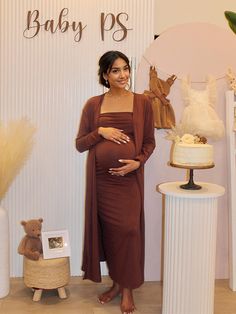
left=180, top=76, right=225, bottom=140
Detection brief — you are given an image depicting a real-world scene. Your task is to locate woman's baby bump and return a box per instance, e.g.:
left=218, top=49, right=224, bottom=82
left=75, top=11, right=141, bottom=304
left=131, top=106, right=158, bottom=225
left=95, top=138, right=136, bottom=169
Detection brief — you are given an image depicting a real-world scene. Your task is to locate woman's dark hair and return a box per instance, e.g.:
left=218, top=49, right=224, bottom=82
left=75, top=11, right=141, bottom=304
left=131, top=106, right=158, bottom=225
left=98, top=51, right=131, bottom=88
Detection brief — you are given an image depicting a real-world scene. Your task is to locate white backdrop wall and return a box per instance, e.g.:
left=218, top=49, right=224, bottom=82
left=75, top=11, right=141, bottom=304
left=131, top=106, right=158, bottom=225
left=0, top=0, right=154, bottom=277
left=154, top=0, right=236, bottom=34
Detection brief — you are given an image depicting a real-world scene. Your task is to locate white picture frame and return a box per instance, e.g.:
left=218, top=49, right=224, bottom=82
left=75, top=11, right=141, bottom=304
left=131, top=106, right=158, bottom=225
left=42, top=229, right=71, bottom=259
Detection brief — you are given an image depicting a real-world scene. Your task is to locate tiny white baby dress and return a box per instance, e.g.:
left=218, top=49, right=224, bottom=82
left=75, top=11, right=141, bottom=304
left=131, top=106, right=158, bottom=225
left=180, top=76, right=225, bottom=140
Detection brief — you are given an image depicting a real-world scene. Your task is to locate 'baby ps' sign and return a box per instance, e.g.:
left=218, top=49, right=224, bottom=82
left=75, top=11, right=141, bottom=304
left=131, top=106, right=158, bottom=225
left=23, top=8, right=133, bottom=43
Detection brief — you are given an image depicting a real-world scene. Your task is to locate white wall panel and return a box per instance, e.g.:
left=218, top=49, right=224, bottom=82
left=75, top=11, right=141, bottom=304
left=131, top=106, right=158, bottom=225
left=0, top=0, right=154, bottom=276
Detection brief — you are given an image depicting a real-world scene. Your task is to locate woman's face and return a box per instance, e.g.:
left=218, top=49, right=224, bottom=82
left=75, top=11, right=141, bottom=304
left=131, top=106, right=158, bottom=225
left=104, top=57, right=130, bottom=89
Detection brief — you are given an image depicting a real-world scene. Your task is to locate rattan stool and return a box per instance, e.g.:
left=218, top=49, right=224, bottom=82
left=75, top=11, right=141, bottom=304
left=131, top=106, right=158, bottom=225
left=23, top=256, right=70, bottom=301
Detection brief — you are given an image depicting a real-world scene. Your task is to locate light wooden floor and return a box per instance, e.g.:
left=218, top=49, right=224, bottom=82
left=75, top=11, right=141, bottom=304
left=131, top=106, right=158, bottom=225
left=0, top=277, right=236, bottom=314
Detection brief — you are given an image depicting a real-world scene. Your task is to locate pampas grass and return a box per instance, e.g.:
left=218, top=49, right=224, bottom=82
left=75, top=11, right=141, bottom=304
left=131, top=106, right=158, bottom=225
left=165, top=123, right=197, bottom=141
left=0, top=118, right=36, bottom=200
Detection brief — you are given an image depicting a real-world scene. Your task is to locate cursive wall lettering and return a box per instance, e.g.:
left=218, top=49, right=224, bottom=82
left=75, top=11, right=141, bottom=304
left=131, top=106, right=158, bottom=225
left=23, top=8, right=132, bottom=43
left=100, top=12, right=132, bottom=41
left=23, top=8, right=87, bottom=42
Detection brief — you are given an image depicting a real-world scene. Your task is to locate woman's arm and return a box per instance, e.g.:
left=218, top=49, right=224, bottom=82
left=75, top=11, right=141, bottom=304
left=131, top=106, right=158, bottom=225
left=75, top=100, right=131, bottom=152
left=134, top=100, right=156, bottom=165
left=75, top=104, right=102, bottom=153
left=109, top=99, right=156, bottom=176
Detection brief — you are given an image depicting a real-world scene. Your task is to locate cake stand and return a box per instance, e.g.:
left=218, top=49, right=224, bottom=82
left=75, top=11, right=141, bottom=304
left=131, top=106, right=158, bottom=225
left=169, top=162, right=215, bottom=190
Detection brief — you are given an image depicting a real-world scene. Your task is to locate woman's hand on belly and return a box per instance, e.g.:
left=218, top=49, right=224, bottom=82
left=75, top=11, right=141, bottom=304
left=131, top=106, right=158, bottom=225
left=98, top=127, right=130, bottom=144
left=108, top=159, right=140, bottom=176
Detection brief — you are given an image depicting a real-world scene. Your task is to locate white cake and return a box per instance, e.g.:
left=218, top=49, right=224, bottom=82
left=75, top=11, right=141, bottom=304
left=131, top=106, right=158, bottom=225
left=171, top=142, right=214, bottom=167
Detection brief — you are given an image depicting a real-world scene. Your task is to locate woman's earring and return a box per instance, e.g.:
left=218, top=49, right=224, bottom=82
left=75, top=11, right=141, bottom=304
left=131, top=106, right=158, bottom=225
left=106, top=80, right=109, bottom=87
left=126, top=81, right=131, bottom=90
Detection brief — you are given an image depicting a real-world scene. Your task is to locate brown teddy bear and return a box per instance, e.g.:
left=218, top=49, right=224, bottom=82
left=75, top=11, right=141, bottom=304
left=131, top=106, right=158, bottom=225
left=18, top=218, right=43, bottom=261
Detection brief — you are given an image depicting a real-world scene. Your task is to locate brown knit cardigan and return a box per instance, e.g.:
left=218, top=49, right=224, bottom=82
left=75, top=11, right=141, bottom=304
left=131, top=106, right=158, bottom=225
left=76, top=93, right=155, bottom=282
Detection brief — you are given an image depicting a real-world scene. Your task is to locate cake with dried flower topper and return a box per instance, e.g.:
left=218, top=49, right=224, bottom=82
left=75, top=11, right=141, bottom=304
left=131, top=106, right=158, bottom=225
left=171, top=133, right=214, bottom=167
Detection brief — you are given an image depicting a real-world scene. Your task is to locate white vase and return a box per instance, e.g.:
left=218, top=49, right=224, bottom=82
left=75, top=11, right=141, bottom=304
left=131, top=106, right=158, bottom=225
left=0, top=205, right=10, bottom=298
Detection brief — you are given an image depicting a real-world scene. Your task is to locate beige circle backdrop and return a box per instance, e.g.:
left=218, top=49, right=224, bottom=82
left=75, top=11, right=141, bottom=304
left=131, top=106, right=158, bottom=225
left=136, top=22, right=236, bottom=86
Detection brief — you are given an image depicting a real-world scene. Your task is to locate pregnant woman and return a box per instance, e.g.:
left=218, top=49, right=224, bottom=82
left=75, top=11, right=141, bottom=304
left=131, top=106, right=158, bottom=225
left=76, top=51, right=155, bottom=314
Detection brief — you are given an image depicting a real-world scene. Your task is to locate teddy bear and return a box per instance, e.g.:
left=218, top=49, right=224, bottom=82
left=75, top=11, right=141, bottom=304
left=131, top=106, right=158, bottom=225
left=18, top=218, right=43, bottom=261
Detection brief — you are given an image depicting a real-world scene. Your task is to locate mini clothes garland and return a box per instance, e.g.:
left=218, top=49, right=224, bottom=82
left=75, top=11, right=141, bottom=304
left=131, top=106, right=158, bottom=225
left=180, top=76, right=225, bottom=141
left=142, top=55, right=226, bottom=83
left=144, top=66, right=177, bottom=129
left=141, top=56, right=229, bottom=137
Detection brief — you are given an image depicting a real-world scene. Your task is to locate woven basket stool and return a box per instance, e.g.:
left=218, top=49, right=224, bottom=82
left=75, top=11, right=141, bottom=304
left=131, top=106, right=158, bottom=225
left=23, top=256, right=70, bottom=301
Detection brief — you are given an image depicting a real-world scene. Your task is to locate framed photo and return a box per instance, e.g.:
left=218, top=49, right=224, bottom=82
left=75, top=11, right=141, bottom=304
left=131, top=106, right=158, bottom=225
left=42, top=229, right=71, bottom=259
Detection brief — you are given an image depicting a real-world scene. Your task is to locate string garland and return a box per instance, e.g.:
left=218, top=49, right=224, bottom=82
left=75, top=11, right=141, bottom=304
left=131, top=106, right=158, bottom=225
left=142, top=55, right=227, bottom=83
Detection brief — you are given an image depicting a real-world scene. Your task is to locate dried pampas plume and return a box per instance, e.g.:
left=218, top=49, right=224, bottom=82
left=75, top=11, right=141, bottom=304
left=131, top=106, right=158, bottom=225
left=0, top=118, right=36, bottom=200
left=226, top=68, right=236, bottom=94
left=165, top=123, right=196, bottom=141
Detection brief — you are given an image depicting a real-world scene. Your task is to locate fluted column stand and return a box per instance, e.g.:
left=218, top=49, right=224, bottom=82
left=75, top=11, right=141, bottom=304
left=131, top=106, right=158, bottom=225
left=157, top=182, right=225, bottom=314
left=0, top=206, right=10, bottom=298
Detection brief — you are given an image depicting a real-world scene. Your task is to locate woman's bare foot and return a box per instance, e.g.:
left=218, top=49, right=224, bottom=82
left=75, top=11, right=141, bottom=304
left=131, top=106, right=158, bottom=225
left=120, top=288, right=136, bottom=314
left=98, top=281, right=120, bottom=304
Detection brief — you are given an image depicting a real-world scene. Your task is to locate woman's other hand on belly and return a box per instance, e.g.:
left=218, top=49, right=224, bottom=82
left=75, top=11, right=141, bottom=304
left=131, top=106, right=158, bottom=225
left=98, top=127, right=130, bottom=144
left=108, top=159, right=140, bottom=176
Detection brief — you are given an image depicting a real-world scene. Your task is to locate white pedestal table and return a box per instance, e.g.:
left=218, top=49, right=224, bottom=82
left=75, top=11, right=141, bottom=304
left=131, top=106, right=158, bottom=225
left=157, top=181, right=225, bottom=314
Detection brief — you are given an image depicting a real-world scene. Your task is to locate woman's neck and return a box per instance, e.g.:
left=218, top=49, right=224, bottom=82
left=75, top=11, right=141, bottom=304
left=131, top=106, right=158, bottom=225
left=106, top=88, right=130, bottom=98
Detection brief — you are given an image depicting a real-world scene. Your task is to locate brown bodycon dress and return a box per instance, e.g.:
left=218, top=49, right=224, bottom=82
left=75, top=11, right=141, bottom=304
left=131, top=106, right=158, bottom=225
left=95, top=112, right=142, bottom=289
left=76, top=93, right=155, bottom=286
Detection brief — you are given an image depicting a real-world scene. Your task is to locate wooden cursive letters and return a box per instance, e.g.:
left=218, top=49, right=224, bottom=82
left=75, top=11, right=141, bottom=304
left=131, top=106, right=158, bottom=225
left=101, top=12, right=132, bottom=41
left=23, top=8, right=87, bottom=42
